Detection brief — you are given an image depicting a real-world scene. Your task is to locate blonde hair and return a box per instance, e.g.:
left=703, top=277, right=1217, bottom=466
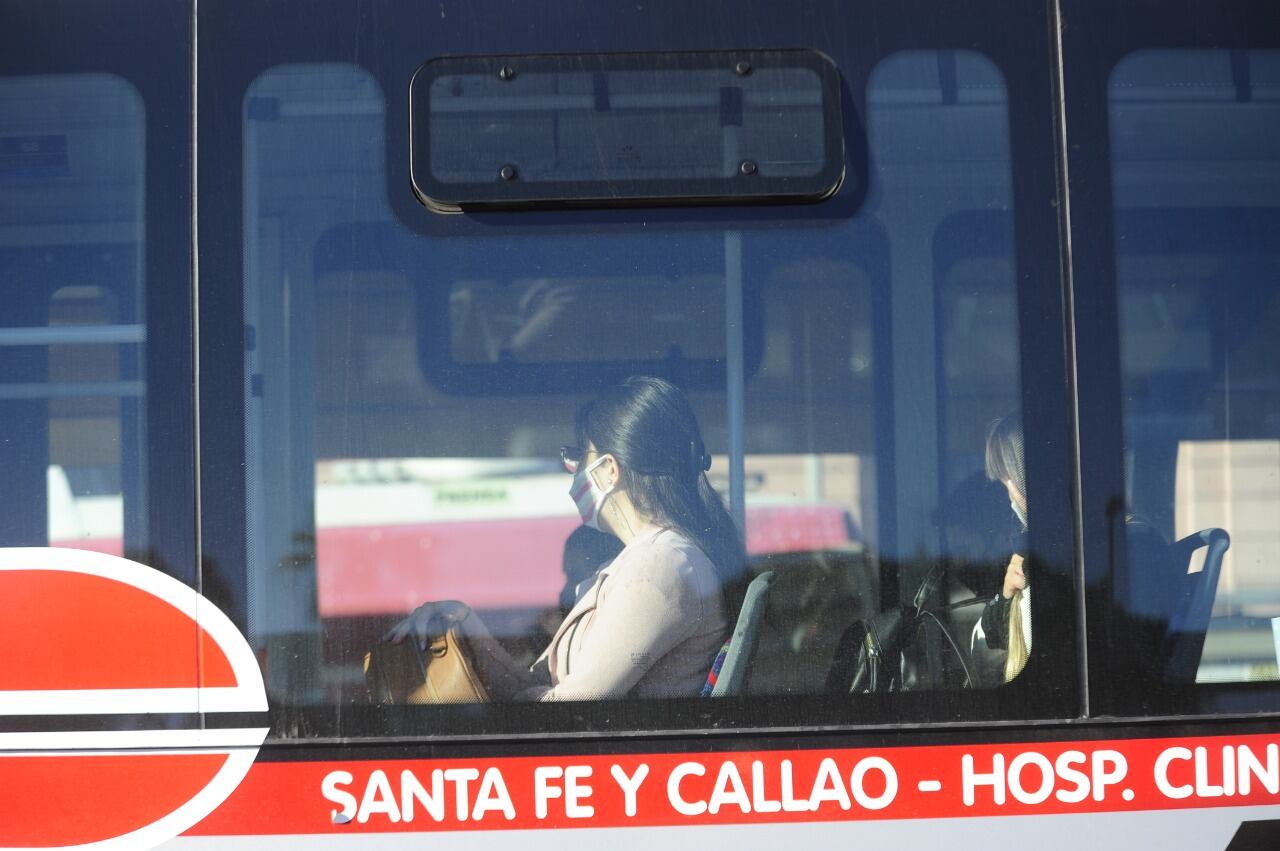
left=1005, top=589, right=1029, bottom=682
left=985, top=413, right=1026, bottom=495
left=988, top=413, right=1031, bottom=682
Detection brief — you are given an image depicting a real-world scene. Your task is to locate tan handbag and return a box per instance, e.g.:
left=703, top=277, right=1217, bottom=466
left=364, top=625, right=489, bottom=704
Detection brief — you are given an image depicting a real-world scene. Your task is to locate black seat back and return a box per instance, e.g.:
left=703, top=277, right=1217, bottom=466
left=1164, top=528, right=1230, bottom=683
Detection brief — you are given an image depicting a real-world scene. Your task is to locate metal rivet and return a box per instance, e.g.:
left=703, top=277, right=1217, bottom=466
left=500, top=164, right=518, bottom=181
left=735, top=60, right=752, bottom=76
left=739, top=159, right=758, bottom=176
left=498, top=65, right=516, bottom=81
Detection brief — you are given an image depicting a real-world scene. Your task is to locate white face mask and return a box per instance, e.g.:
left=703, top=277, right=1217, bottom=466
left=1011, top=498, right=1028, bottom=529
left=569, top=455, right=615, bottom=531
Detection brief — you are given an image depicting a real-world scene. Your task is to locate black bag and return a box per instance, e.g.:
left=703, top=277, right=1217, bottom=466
left=824, top=607, right=910, bottom=693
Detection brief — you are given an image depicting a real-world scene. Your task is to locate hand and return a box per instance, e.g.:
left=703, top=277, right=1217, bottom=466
left=509, top=283, right=579, bottom=354
left=384, top=600, right=470, bottom=651
left=1001, top=554, right=1027, bottom=599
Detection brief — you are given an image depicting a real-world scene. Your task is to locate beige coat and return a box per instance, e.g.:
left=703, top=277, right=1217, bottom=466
left=462, top=524, right=728, bottom=701
left=522, top=525, right=729, bottom=701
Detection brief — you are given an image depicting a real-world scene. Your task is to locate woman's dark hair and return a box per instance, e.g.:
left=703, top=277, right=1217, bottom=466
left=985, top=411, right=1026, bottom=494
left=575, top=376, right=747, bottom=610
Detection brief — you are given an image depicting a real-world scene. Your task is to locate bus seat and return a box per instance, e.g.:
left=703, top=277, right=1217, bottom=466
left=711, top=571, right=777, bottom=697
left=1164, top=527, right=1230, bottom=683
left=744, top=548, right=877, bottom=694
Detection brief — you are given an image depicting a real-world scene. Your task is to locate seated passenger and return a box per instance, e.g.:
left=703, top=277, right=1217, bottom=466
left=388, top=375, right=744, bottom=701
left=974, top=413, right=1032, bottom=682
left=976, top=413, right=1173, bottom=683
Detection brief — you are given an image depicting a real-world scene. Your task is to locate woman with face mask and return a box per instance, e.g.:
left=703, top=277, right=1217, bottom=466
left=387, top=375, right=744, bottom=701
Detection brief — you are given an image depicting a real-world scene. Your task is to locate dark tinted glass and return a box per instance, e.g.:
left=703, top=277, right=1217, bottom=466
left=410, top=51, right=843, bottom=210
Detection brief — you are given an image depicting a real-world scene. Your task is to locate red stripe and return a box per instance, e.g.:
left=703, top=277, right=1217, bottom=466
left=187, top=732, right=1280, bottom=836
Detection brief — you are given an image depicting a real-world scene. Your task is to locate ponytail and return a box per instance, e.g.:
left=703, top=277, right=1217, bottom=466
left=576, top=377, right=746, bottom=616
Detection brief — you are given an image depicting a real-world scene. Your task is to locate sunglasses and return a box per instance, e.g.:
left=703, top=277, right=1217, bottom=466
left=560, top=445, right=609, bottom=475
left=560, top=445, right=586, bottom=474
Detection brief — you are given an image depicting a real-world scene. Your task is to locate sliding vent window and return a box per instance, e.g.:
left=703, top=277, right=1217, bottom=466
left=410, top=50, right=845, bottom=210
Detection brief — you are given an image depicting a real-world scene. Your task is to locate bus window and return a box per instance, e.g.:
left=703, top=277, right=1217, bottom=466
left=1108, top=50, right=1280, bottom=688
left=0, top=75, right=146, bottom=556
left=228, top=42, right=1069, bottom=737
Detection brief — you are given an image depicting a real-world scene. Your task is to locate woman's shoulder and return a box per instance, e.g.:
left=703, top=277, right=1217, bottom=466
left=615, top=526, right=715, bottom=581
left=644, top=525, right=713, bottom=558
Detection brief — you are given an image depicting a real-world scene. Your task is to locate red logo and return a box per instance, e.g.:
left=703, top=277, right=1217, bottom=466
left=0, top=548, right=268, bottom=849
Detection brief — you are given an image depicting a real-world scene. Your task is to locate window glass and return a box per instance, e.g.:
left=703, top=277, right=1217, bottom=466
left=1109, top=49, right=1280, bottom=684
left=874, top=53, right=1022, bottom=691
left=0, top=75, right=145, bottom=555
left=242, top=51, right=1032, bottom=732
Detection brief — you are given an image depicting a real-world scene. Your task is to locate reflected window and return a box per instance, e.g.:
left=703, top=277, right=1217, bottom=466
left=0, top=75, right=145, bottom=555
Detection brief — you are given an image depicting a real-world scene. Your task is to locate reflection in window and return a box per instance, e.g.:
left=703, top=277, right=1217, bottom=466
left=1110, top=49, right=1280, bottom=683
left=47, top=284, right=139, bottom=554
left=0, top=75, right=145, bottom=554
left=873, top=52, right=1020, bottom=690
left=1175, top=440, right=1280, bottom=679
left=450, top=276, right=726, bottom=365
left=242, top=52, right=1022, bottom=725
